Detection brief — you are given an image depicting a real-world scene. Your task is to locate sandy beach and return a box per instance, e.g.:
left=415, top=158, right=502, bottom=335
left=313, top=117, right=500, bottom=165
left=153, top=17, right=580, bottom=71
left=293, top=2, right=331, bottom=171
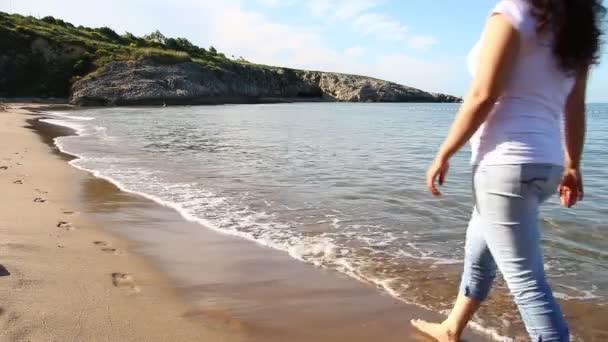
left=0, top=104, right=241, bottom=341
left=0, top=103, right=491, bottom=342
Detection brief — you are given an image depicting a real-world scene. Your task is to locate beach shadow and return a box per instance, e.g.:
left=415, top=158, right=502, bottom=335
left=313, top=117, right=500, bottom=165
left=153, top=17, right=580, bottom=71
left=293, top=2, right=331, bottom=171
left=23, top=118, right=77, bottom=161
left=0, top=264, right=10, bottom=277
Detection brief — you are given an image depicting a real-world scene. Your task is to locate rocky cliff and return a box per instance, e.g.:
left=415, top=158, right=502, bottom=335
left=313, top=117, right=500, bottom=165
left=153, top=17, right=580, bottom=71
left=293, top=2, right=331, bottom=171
left=2, top=12, right=460, bottom=105
left=70, top=60, right=460, bottom=106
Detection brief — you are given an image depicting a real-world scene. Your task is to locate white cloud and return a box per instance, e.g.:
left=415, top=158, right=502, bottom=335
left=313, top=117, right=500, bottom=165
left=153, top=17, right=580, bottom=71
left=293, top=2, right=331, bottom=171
left=307, top=0, right=409, bottom=42
left=257, top=0, right=280, bottom=7
left=308, top=0, right=376, bottom=18
left=257, top=0, right=297, bottom=8
left=307, top=0, right=342, bottom=17
left=352, top=13, right=408, bottom=41
left=203, top=2, right=330, bottom=65
left=408, top=35, right=438, bottom=52
left=345, top=46, right=366, bottom=58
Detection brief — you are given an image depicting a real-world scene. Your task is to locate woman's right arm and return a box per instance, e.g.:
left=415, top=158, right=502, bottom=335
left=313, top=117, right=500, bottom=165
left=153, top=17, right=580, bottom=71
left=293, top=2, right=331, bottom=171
left=560, top=68, right=588, bottom=207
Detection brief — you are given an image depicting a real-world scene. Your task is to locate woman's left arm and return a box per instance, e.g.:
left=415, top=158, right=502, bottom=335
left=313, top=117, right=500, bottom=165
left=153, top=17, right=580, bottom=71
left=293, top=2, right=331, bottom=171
left=427, top=13, right=520, bottom=196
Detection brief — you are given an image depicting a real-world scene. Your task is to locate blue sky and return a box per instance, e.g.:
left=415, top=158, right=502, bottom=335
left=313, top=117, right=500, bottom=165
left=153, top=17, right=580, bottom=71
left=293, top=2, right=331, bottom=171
left=2, top=0, right=607, bottom=101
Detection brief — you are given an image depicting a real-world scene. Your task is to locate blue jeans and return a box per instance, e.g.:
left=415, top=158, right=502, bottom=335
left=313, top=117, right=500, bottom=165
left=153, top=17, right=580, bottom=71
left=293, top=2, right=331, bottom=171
left=461, top=164, right=569, bottom=341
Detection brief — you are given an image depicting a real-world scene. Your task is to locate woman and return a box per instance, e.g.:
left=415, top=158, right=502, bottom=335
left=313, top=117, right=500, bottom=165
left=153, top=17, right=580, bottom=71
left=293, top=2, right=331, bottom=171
left=411, top=0, right=604, bottom=341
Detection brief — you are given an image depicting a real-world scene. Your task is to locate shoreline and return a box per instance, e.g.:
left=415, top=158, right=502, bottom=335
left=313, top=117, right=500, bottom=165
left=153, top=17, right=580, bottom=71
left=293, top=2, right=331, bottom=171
left=1, top=103, right=491, bottom=341
left=0, top=103, right=241, bottom=341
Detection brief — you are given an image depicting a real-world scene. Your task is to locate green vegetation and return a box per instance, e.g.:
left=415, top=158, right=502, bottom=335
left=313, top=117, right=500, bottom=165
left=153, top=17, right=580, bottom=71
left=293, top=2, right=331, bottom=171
left=0, top=12, right=245, bottom=98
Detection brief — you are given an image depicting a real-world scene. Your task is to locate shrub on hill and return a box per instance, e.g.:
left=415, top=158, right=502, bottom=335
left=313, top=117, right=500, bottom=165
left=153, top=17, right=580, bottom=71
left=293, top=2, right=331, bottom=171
left=0, top=11, right=250, bottom=98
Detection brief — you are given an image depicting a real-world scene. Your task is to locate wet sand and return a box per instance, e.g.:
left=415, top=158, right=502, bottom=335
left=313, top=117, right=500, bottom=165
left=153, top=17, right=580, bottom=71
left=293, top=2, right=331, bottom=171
left=1, top=103, right=491, bottom=341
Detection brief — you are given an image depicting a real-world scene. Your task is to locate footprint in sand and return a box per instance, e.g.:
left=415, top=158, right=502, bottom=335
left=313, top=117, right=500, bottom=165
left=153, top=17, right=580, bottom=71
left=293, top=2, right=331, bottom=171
left=111, top=272, right=133, bottom=286
left=182, top=309, right=244, bottom=330
left=95, top=241, right=125, bottom=256
left=111, top=273, right=140, bottom=293
left=33, top=197, right=46, bottom=203
left=13, top=180, right=23, bottom=185
left=56, top=221, right=75, bottom=231
left=102, top=248, right=125, bottom=256
left=0, top=166, right=8, bottom=170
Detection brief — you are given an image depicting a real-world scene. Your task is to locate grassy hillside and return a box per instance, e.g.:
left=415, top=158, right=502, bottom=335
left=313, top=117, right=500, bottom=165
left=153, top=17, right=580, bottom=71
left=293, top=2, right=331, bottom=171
left=0, top=12, right=244, bottom=98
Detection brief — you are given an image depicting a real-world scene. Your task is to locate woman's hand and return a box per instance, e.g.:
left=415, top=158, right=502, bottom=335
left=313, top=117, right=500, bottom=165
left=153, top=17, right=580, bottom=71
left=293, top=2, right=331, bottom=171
left=559, top=167, right=584, bottom=208
left=427, top=156, right=450, bottom=196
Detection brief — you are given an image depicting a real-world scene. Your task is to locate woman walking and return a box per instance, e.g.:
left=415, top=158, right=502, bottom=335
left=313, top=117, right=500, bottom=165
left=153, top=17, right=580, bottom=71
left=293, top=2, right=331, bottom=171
left=411, top=0, right=604, bottom=341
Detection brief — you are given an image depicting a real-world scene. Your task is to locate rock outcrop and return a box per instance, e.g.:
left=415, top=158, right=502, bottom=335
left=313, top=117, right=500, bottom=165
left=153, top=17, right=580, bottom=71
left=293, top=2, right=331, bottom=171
left=70, top=60, right=460, bottom=106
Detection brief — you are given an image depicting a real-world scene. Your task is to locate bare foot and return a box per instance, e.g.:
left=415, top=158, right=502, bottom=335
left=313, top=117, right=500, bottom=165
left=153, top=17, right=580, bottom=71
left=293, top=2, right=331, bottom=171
left=411, top=319, right=459, bottom=342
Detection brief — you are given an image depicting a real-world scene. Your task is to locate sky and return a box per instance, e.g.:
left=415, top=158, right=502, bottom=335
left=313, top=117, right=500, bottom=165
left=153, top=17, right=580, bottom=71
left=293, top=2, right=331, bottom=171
left=1, top=0, right=607, bottom=101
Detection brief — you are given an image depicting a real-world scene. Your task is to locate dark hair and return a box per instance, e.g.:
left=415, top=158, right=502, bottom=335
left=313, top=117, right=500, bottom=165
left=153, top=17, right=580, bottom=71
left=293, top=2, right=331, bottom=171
left=528, top=0, right=606, bottom=73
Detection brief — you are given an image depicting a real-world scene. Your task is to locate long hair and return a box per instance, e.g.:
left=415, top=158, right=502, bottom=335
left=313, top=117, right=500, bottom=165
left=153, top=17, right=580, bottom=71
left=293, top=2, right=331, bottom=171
left=528, top=0, right=606, bottom=73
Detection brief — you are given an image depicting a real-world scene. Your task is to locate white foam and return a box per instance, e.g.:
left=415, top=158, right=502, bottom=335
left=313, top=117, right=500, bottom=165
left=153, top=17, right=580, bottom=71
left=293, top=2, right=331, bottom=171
left=42, top=110, right=96, bottom=121
left=41, top=118, right=89, bottom=134
left=554, top=284, right=600, bottom=300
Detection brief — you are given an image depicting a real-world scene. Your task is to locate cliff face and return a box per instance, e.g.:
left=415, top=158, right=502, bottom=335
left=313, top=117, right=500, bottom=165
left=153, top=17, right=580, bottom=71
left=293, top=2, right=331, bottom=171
left=70, top=60, right=460, bottom=106
left=0, top=31, right=89, bottom=98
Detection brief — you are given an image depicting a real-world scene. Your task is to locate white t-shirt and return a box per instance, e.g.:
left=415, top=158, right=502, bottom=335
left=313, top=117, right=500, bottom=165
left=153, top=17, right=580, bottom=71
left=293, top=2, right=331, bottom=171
left=467, top=0, right=576, bottom=166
